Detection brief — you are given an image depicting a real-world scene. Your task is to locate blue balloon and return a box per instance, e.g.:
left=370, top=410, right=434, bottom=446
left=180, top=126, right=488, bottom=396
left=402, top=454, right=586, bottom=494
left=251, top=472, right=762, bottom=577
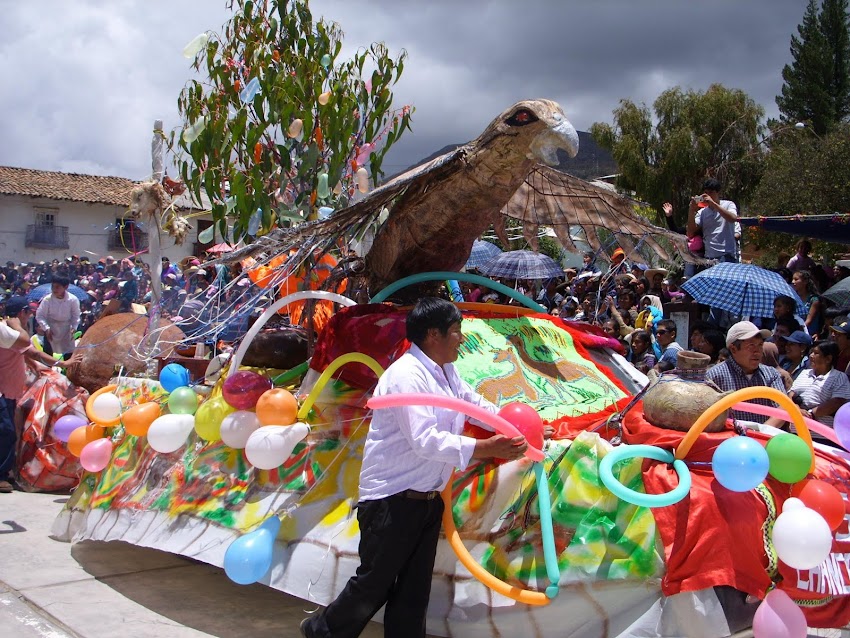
left=533, top=462, right=560, bottom=598
left=712, top=436, right=769, bottom=492
left=159, top=363, right=190, bottom=393
left=239, top=77, right=261, bottom=104
left=224, top=516, right=281, bottom=585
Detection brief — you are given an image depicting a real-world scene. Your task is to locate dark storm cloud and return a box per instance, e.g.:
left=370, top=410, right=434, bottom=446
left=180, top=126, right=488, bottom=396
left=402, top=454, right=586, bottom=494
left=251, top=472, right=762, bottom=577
left=0, top=1, right=807, bottom=179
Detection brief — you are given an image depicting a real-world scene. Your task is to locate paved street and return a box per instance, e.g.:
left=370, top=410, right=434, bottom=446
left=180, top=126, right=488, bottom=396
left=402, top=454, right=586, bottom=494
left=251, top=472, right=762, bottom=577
left=0, top=490, right=390, bottom=638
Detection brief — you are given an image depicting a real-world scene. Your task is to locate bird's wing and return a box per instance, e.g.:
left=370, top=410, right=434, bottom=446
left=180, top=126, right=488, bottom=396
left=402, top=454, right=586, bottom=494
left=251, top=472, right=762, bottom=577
left=501, top=164, right=696, bottom=265
left=223, top=146, right=469, bottom=265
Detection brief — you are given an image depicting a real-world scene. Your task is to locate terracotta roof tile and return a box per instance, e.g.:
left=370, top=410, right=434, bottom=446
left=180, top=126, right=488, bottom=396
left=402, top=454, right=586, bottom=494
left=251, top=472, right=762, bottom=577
left=0, top=165, right=137, bottom=207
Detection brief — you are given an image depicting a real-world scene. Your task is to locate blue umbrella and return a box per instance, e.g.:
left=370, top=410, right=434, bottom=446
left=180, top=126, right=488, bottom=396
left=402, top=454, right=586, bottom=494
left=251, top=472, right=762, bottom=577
left=480, top=250, right=564, bottom=280
left=681, top=263, right=805, bottom=318
left=27, top=283, right=90, bottom=304
left=465, top=240, right=502, bottom=270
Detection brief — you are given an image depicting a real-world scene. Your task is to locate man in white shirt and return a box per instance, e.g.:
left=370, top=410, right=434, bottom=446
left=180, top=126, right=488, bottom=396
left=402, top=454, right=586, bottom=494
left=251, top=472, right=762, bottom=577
left=686, top=178, right=739, bottom=263
left=35, top=275, right=80, bottom=358
left=300, top=298, right=527, bottom=638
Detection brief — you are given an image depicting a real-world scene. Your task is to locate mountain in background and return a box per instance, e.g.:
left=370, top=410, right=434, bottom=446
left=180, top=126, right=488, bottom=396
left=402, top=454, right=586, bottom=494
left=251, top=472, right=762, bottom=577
left=391, top=130, right=618, bottom=181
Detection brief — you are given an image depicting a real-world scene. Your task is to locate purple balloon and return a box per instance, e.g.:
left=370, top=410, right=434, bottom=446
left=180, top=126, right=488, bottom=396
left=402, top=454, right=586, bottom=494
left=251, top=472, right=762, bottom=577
left=54, top=414, right=88, bottom=443
left=834, top=403, right=850, bottom=449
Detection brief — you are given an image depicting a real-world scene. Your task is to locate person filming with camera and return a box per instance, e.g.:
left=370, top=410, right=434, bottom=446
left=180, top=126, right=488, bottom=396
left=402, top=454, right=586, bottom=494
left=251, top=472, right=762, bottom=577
left=686, top=178, right=739, bottom=263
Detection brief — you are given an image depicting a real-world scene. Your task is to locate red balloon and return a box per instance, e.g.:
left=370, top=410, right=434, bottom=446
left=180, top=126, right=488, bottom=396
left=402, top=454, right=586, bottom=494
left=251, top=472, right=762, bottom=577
left=222, top=371, right=273, bottom=410
left=791, top=479, right=847, bottom=531
left=498, top=402, right=544, bottom=451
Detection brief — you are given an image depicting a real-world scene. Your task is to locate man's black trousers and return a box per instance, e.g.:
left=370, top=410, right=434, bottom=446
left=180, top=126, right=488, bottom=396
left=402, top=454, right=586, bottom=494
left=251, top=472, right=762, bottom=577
left=302, top=493, right=444, bottom=638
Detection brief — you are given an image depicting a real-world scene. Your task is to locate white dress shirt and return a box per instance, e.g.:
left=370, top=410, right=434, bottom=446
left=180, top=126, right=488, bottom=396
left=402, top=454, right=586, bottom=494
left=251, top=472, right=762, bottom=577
left=36, top=294, right=80, bottom=354
left=358, top=344, right=497, bottom=501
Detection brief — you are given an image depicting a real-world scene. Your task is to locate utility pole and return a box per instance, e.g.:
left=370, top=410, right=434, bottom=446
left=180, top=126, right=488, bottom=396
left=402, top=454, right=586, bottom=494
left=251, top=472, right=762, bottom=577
left=145, top=120, right=164, bottom=371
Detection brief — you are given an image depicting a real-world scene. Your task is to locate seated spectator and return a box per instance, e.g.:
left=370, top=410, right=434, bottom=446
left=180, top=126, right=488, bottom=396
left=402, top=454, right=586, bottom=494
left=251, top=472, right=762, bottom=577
left=780, top=341, right=850, bottom=437
left=762, top=341, right=794, bottom=391
left=829, top=317, right=850, bottom=375
left=779, top=331, right=812, bottom=381
left=627, top=330, right=657, bottom=374
left=654, top=319, right=683, bottom=371
left=646, top=268, right=667, bottom=297
left=696, top=329, right=726, bottom=364
left=762, top=295, right=807, bottom=333
left=536, top=278, right=564, bottom=312
left=558, top=298, right=579, bottom=321
left=717, top=348, right=730, bottom=364
left=635, top=295, right=662, bottom=332
left=773, top=316, right=804, bottom=358
left=706, top=321, right=785, bottom=423
left=786, top=239, right=817, bottom=272
left=792, top=270, right=823, bottom=335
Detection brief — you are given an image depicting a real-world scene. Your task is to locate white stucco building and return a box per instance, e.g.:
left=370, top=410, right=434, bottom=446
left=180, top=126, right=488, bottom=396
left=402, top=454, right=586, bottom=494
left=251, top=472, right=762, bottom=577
left=0, top=166, right=214, bottom=265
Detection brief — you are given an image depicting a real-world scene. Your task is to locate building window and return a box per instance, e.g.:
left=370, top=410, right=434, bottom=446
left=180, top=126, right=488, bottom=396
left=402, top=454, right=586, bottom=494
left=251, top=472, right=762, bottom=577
left=34, top=207, right=58, bottom=226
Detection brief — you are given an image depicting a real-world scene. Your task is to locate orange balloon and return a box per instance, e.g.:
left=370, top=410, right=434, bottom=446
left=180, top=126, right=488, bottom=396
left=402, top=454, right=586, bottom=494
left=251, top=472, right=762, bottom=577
left=68, top=424, right=103, bottom=457
left=255, top=388, right=298, bottom=426
left=122, top=402, right=161, bottom=437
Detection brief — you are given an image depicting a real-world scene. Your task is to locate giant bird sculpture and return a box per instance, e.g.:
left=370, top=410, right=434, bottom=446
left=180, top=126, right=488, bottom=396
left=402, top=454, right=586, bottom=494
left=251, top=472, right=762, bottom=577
left=224, top=99, right=692, bottom=293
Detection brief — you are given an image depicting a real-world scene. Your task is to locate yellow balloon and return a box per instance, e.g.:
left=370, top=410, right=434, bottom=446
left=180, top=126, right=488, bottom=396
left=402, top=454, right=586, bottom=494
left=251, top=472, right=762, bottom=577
left=296, top=353, right=385, bottom=420
left=194, top=396, right=235, bottom=442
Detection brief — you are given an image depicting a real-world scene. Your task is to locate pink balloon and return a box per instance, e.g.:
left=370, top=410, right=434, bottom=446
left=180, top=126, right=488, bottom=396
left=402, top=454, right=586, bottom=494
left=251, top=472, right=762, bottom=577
left=355, top=142, right=375, bottom=166
left=733, top=401, right=844, bottom=448
left=367, top=393, right=544, bottom=461
left=753, top=589, right=807, bottom=638
left=79, top=438, right=113, bottom=473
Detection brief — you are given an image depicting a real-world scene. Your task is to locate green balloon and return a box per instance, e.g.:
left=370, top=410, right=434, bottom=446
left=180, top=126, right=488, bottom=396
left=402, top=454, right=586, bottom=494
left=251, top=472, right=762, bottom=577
left=168, top=386, right=198, bottom=416
left=765, top=433, right=813, bottom=484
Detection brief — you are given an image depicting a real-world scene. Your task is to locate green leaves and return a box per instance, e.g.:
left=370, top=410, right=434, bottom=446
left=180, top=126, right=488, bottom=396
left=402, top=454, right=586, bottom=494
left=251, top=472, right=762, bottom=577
left=169, top=0, right=411, bottom=236
left=591, top=84, right=764, bottom=225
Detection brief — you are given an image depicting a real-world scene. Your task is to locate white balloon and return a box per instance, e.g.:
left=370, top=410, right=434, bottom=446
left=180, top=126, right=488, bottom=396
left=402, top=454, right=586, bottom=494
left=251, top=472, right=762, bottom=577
left=245, top=423, right=310, bottom=470
left=220, top=411, right=261, bottom=449
left=91, top=393, right=122, bottom=422
left=147, top=414, right=195, bottom=454
left=772, top=503, right=833, bottom=570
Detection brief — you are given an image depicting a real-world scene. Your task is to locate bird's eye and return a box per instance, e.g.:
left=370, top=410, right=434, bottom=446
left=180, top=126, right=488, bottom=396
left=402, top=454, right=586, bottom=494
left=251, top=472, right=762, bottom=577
left=505, top=109, right=538, bottom=127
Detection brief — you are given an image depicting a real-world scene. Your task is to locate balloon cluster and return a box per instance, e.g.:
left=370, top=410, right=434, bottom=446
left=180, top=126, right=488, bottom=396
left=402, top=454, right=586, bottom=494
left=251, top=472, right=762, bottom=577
left=709, top=430, right=842, bottom=636
left=61, top=362, right=311, bottom=478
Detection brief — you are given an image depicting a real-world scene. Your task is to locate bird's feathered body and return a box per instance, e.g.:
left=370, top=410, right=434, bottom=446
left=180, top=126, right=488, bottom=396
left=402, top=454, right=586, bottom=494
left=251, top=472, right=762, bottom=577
left=223, top=99, right=693, bottom=294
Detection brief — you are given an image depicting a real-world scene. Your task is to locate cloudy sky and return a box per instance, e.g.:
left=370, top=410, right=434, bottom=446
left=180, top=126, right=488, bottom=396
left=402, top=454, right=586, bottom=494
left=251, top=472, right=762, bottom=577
left=0, top=0, right=808, bottom=180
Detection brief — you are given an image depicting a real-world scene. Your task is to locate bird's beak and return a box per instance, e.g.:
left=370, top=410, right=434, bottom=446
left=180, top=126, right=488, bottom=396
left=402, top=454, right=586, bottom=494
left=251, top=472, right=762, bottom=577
left=529, top=118, right=579, bottom=166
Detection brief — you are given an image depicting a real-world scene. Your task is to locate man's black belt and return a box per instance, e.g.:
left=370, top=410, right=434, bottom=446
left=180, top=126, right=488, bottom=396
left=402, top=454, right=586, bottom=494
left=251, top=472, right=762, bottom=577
left=400, top=489, right=439, bottom=500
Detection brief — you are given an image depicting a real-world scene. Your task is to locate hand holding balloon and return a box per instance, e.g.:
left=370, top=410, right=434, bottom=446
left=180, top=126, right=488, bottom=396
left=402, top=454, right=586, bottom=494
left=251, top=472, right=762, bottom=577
left=473, top=434, right=528, bottom=461
left=366, top=393, right=544, bottom=461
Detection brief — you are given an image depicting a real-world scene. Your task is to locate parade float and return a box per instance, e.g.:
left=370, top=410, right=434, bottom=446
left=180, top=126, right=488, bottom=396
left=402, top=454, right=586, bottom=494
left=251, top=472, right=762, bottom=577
left=38, top=1, right=850, bottom=634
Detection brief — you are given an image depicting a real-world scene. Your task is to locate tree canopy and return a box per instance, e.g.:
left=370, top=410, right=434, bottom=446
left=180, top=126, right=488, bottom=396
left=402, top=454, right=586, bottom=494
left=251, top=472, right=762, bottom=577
left=170, top=0, right=412, bottom=245
left=777, top=0, right=850, bottom=136
left=590, top=84, right=764, bottom=227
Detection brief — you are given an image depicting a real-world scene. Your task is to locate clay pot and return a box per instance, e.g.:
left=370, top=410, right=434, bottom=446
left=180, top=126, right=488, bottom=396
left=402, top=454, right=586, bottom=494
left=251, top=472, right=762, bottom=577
left=67, top=313, right=185, bottom=393
left=642, top=351, right=729, bottom=432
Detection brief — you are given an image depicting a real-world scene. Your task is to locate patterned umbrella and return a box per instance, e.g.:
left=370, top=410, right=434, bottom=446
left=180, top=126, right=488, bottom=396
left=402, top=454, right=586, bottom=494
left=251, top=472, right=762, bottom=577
left=465, top=240, right=503, bottom=270
left=206, top=242, right=235, bottom=254
left=822, top=278, right=850, bottom=308
left=681, top=262, right=805, bottom=317
left=480, top=250, right=563, bottom=280
left=26, top=283, right=90, bottom=303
